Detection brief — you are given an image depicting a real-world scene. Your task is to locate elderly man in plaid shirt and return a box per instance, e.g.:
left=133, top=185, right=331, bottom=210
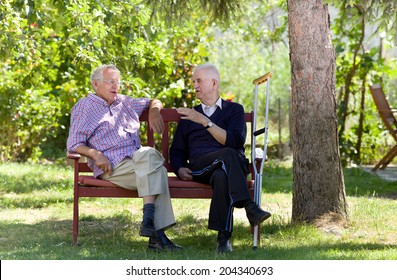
left=67, top=64, right=180, bottom=251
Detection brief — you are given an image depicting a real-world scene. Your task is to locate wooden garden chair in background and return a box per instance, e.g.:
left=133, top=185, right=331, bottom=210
left=369, top=84, right=397, bottom=171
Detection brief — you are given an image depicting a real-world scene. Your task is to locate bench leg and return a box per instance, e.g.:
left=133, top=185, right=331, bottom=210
left=73, top=194, right=79, bottom=245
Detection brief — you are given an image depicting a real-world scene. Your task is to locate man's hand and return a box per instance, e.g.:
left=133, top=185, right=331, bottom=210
left=149, top=99, right=164, bottom=133
left=177, top=106, right=227, bottom=145
left=178, top=167, right=193, bottom=181
left=176, top=107, right=208, bottom=126
left=92, top=151, right=113, bottom=176
left=75, top=145, right=113, bottom=175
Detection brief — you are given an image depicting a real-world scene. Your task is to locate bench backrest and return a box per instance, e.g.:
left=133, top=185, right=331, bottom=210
left=139, top=108, right=254, bottom=175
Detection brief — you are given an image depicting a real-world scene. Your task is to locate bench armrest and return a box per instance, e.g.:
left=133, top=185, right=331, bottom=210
left=67, top=152, right=81, bottom=160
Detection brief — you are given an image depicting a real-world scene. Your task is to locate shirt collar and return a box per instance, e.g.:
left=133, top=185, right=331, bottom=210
left=201, top=97, right=223, bottom=111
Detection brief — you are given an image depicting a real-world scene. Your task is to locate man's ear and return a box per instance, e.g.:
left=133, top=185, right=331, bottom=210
left=212, top=79, right=218, bottom=88
left=92, top=80, right=99, bottom=90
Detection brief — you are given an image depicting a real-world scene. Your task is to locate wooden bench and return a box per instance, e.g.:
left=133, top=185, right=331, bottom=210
left=68, top=108, right=258, bottom=245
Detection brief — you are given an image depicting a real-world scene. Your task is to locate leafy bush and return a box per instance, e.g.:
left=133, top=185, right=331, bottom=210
left=0, top=0, right=212, bottom=162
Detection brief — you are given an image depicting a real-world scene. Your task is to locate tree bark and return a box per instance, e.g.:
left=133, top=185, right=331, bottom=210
left=287, top=0, right=348, bottom=222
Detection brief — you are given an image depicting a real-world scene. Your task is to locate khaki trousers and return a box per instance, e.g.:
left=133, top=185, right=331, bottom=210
left=101, top=147, right=175, bottom=230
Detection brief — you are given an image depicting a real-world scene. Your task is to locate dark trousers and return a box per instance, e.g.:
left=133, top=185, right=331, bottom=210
left=191, top=147, right=251, bottom=232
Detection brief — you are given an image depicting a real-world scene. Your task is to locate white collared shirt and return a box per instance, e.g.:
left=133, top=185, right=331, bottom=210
left=201, top=98, right=222, bottom=117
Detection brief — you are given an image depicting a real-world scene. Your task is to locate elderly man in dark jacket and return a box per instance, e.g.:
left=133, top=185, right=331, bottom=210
left=170, top=63, right=271, bottom=254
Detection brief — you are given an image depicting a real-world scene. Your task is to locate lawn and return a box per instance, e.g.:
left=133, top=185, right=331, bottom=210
left=0, top=161, right=396, bottom=260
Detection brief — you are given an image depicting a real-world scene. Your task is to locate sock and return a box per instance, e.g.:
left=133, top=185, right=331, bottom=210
left=244, top=200, right=256, bottom=209
left=156, top=229, right=172, bottom=244
left=218, top=230, right=232, bottom=239
left=233, top=199, right=251, bottom=208
left=156, top=229, right=166, bottom=239
left=142, top=203, right=155, bottom=226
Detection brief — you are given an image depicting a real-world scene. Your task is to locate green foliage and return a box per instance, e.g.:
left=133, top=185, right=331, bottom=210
left=208, top=0, right=291, bottom=148
left=145, top=0, right=246, bottom=24
left=0, top=0, right=212, bottom=162
left=356, top=1, right=397, bottom=42
left=1, top=0, right=396, bottom=164
left=0, top=0, right=291, bottom=162
left=332, top=1, right=397, bottom=165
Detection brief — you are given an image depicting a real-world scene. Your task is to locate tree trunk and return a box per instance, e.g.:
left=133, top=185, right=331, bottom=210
left=287, top=0, right=348, bottom=223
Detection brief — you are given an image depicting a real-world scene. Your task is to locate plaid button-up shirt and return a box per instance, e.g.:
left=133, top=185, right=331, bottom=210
left=67, top=93, right=151, bottom=178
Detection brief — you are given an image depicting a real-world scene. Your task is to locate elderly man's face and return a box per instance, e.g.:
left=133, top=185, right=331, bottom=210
left=192, top=69, right=218, bottom=105
left=92, top=69, right=120, bottom=105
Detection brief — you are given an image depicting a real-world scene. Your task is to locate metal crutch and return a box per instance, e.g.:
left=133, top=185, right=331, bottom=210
left=251, top=72, right=272, bottom=250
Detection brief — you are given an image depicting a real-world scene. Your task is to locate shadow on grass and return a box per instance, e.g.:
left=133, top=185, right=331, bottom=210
left=263, top=165, right=397, bottom=199
left=2, top=163, right=396, bottom=199
left=1, top=214, right=396, bottom=260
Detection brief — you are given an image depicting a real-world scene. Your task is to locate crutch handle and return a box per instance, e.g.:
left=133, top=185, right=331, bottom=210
left=252, top=72, right=273, bottom=85
left=253, top=127, right=266, bottom=136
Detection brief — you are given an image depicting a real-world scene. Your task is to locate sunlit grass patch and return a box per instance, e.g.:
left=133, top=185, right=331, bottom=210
left=0, top=162, right=397, bottom=260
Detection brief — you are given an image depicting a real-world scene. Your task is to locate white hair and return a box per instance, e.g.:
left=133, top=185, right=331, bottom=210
left=90, top=65, right=120, bottom=82
left=193, top=63, right=220, bottom=84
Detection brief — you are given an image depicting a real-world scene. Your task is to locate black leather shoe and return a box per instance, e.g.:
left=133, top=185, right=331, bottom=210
left=159, top=234, right=183, bottom=251
left=216, top=231, right=232, bottom=254
left=139, top=222, right=156, bottom=237
left=147, top=237, right=164, bottom=252
left=245, top=202, right=271, bottom=226
left=147, top=236, right=182, bottom=252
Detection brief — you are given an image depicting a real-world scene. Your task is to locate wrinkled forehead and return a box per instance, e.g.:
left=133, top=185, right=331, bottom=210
left=103, top=69, right=120, bottom=78
left=192, top=69, right=212, bottom=81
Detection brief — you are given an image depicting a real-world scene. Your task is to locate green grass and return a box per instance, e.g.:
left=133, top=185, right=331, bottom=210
left=0, top=162, right=396, bottom=260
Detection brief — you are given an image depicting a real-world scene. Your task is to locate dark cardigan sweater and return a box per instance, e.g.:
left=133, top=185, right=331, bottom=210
left=170, top=99, right=247, bottom=175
